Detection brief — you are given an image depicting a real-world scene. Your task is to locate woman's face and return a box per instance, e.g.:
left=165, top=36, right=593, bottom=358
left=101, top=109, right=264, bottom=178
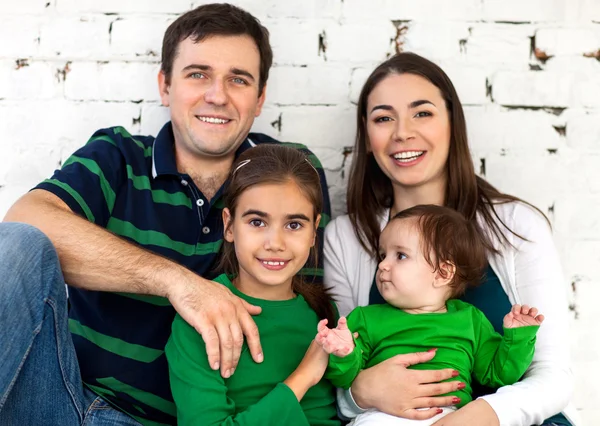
left=365, top=73, right=451, bottom=191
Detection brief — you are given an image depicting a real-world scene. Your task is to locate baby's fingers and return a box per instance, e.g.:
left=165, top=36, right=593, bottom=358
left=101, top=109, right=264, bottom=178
left=528, top=307, right=538, bottom=318
left=520, top=304, right=531, bottom=315
left=317, top=318, right=328, bottom=332
left=535, top=314, right=545, bottom=324
left=337, top=317, right=349, bottom=330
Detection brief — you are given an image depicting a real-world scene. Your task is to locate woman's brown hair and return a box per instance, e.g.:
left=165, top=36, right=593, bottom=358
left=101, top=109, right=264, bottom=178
left=217, top=144, right=336, bottom=325
left=348, top=52, right=548, bottom=257
left=392, top=205, right=487, bottom=298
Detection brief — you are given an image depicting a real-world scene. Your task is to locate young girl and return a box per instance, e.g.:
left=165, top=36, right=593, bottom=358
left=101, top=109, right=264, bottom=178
left=165, top=144, right=340, bottom=425
left=325, top=52, right=574, bottom=425
left=318, top=205, right=544, bottom=425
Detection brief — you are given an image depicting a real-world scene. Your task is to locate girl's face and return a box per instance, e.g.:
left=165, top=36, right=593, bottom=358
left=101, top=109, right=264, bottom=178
left=377, top=218, right=449, bottom=312
left=223, top=180, right=320, bottom=300
left=366, top=73, right=451, bottom=192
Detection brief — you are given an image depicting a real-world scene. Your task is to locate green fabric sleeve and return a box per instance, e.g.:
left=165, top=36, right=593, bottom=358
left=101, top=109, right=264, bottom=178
left=166, top=314, right=309, bottom=426
left=324, top=308, right=371, bottom=389
left=472, top=311, right=539, bottom=388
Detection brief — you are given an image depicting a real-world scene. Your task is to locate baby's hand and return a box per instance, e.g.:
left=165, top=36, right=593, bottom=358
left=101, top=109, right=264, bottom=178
left=503, top=304, right=545, bottom=328
left=315, top=317, right=355, bottom=357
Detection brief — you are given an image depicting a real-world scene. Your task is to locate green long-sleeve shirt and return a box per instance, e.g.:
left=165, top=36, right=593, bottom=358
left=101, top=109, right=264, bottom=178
left=165, top=274, right=340, bottom=426
left=327, top=299, right=538, bottom=407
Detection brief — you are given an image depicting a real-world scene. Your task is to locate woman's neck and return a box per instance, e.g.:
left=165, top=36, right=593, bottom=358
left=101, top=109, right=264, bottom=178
left=390, top=178, right=446, bottom=217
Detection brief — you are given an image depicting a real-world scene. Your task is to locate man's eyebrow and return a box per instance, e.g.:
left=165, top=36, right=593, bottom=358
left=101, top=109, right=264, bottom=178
left=231, top=67, right=256, bottom=82
left=181, top=64, right=211, bottom=73
left=370, top=99, right=435, bottom=114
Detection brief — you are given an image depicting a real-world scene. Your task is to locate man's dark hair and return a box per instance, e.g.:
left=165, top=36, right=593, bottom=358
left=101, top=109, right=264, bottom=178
left=161, top=3, right=273, bottom=95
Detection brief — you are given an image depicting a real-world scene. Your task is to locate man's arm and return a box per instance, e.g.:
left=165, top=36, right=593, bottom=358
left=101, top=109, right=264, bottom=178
left=4, top=189, right=263, bottom=377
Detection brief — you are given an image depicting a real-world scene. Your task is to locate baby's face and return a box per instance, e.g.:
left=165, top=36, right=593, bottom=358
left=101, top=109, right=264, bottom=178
left=377, top=218, right=448, bottom=312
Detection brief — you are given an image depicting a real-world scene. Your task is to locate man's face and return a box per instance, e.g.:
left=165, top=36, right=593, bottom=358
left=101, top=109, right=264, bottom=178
left=158, top=35, right=266, bottom=162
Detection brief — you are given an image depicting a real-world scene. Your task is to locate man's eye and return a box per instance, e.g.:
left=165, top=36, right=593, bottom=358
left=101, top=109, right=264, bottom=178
left=189, top=72, right=205, bottom=79
left=232, top=77, right=248, bottom=85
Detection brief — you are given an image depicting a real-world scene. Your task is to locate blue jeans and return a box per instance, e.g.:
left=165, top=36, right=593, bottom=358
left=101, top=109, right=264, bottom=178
left=0, top=222, right=141, bottom=426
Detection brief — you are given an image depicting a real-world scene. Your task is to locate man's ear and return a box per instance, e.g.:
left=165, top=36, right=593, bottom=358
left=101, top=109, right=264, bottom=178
left=433, top=261, right=455, bottom=288
left=255, top=83, right=267, bottom=117
left=312, top=214, right=321, bottom=247
left=158, top=70, right=170, bottom=107
left=222, top=208, right=234, bottom=242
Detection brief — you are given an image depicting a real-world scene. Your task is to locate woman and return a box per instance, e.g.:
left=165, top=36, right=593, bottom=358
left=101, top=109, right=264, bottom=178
left=324, top=52, right=576, bottom=426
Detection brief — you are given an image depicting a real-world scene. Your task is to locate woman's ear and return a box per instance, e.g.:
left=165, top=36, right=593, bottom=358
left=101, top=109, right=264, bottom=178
left=312, top=214, right=321, bottom=247
left=222, top=208, right=234, bottom=243
left=433, top=261, right=456, bottom=288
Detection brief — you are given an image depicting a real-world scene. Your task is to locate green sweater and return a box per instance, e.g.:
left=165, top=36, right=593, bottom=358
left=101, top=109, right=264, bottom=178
left=166, top=275, right=340, bottom=426
left=327, top=299, right=538, bottom=407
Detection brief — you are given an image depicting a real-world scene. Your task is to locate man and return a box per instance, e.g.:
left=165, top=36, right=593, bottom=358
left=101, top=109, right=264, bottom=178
left=0, top=4, right=331, bottom=425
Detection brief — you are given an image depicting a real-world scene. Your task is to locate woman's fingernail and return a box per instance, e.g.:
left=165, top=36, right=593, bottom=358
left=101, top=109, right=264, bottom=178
left=457, top=382, right=466, bottom=389
left=427, top=348, right=438, bottom=352
left=451, top=370, right=459, bottom=377
left=452, top=397, right=461, bottom=404
left=436, top=408, right=443, bottom=414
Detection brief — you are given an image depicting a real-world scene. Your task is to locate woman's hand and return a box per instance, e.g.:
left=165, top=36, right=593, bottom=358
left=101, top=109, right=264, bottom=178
left=284, top=340, right=329, bottom=401
left=351, top=350, right=464, bottom=420
left=431, top=399, right=499, bottom=426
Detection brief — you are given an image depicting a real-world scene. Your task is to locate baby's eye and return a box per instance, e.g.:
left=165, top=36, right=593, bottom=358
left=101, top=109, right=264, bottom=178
left=397, top=252, right=407, bottom=260
left=378, top=252, right=386, bottom=261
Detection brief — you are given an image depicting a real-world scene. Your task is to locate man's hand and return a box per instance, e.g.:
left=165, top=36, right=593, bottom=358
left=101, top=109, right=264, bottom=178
left=168, top=276, right=262, bottom=378
left=351, top=350, right=463, bottom=420
left=503, top=304, right=544, bottom=328
left=315, top=317, right=354, bottom=357
left=431, top=399, right=499, bottom=426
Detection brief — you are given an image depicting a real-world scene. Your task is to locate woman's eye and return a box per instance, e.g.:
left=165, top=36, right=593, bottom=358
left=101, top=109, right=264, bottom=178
left=287, top=222, right=303, bottom=230
left=415, top=111, right=432, bottom=118
left=249, top=219, right=265, bottom=227
left=374, top=116, right=392, bottom=123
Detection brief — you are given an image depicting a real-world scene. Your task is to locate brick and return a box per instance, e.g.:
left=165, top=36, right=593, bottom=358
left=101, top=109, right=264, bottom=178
left=554, top=196, right=600, bottom=240
left=39, top=16, right=111, bottom=59
left=325, top=21, right=396, bottom=63
left=0, top=17, right=41, bottom=57
left=438, top=62, right=489, bottom=105
left=205, top=0, right=341, bottom=19
left=277, top=106, right=356, bottom=150
left=0, top=60, right=60, bottom=100
left=56, top=0, right=192, bottom=14
left=140, top=103, right=171, bottom=137
left=465, top=106, right=562, bottom=156
left=464, top=23, right=533, bottom=65
left=0, top=0, right=50, bottom=14
left=535, top=27, right=600, bottom=57
left=401, top=22, right=470, bottom=62
left=342, top=0, right=482, bottom=21
left=64, top=61, right=160, bottom=102
left=264, top=19, right=328, bottom=66
left=349, top=66, right=378, bottom=104
left=110, top=17, right=173, bottom=58
left=566, top=110, right=600, bottom=152
left=492, top=70, right=573, bottom=107
left=266, top=65, right=351, bottom=105
left=482, top=0, right=567, bottom=22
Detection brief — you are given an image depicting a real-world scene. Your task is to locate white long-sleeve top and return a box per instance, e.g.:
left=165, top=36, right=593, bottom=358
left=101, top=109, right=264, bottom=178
left=324, top=201, right=577, bottom=426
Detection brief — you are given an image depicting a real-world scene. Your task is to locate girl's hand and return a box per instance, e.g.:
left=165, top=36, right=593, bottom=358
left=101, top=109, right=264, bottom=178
left=431, top=399, right=499, bottom=426
left=284, top=340, right=329, bottom=401
left=503, top=304, right=545, bottom=328
left=315, top=317, right=355, bottom=357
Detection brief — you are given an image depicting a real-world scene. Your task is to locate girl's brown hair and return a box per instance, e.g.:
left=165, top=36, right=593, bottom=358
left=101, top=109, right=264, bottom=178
left=392, top=205, right=487, bottom=298
left=217, top=144, right=336, bottom=324
left=348, top=52, right=548, bottom=257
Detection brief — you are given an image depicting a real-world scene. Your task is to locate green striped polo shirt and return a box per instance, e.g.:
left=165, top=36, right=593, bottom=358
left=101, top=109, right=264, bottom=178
left=35, top=122, right=331, bottom=425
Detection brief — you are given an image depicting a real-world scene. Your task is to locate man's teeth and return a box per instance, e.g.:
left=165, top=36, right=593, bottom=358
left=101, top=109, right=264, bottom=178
left=198, top=116, right=229, bottom=124
left=393, top=151, right=424, bottom=162
left=262, top=261, right=285, bottom=266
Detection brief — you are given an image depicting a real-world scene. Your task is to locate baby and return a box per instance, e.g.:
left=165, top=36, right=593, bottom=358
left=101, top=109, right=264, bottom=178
left=317, top=205, right=544, bottom=425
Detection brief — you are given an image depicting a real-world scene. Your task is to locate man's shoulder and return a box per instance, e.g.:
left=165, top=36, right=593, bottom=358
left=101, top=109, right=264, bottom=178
left=87, top=126, right=156, bottom=152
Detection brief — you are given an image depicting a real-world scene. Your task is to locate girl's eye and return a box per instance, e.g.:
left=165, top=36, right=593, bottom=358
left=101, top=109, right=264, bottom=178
left=397, top=252, right=407, bottom=260
left=249, top=219, right=265, bottom=227
left=415, top=111, right=432, bottom=118
left=286, top=222, right=303, bottom=231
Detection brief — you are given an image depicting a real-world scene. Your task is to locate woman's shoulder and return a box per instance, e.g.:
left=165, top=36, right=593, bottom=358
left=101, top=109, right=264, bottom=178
left=484, top=200, right=550, bottom=235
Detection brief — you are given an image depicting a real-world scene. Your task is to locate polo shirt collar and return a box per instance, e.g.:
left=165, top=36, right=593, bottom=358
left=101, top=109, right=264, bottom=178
left=151, top=121, right=258, bottom=179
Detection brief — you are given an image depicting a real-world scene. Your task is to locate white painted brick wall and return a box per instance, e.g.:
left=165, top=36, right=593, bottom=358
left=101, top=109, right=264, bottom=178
left=1, top=1, right=599, bottom=423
